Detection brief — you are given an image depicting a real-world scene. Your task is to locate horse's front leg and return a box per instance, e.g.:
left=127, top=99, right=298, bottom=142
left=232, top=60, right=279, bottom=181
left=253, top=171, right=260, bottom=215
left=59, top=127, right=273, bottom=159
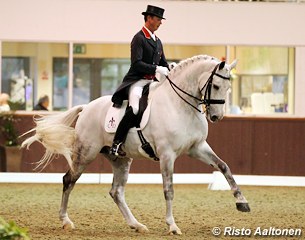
left=189, top=141, right=250, bottom=212
left=106, top=155, right=149, bottom=233
left=160, top=156, right=182, bottom=235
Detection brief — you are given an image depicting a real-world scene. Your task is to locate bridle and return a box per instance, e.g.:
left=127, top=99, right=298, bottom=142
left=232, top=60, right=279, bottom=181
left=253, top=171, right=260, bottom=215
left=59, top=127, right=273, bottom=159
left=167, top=63, right=231, bottom=113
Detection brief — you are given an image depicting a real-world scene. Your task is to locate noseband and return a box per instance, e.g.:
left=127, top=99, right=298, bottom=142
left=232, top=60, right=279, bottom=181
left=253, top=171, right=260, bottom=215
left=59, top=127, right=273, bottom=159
left=167, top=63, right=231, bottom=113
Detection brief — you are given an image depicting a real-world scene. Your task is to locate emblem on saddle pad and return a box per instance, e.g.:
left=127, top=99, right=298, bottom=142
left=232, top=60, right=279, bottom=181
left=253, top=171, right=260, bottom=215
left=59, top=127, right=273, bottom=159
left=104, top=100, right=151, bottom=133
left=107, top=117, right=116, bottom=129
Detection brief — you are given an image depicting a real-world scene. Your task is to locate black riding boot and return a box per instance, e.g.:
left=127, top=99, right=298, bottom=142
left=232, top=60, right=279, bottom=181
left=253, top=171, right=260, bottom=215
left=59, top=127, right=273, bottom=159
left=110, top=107, right=136, bottom=156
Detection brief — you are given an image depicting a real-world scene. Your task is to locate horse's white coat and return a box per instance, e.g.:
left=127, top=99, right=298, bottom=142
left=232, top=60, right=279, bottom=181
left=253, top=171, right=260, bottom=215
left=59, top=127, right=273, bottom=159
left=22, top=55, right=248, bottom=235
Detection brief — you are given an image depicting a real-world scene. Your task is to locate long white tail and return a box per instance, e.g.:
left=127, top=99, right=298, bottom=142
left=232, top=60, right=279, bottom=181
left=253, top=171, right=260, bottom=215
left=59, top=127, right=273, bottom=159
left=21, top=105, right=85, bottom=171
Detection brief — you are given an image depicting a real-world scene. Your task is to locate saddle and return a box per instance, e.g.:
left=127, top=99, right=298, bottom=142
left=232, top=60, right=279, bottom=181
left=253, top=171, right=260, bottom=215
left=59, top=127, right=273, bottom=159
left=105, top=83, right=151, bottom=133
left=104, top=83, right=159, bottom=160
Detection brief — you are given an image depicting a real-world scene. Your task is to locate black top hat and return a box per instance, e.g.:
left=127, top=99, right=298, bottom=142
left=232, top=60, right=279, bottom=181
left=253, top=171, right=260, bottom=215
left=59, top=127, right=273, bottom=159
left=142, top=5, right=165, bottom=19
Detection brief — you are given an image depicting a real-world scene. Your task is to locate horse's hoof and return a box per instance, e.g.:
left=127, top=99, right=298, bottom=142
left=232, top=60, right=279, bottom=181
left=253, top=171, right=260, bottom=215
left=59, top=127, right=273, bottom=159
left=236, top=202, right=251, bottom=212
left=168, top=227, right=182, bottom=235
left=135, top=224, right=149, bottom=233
left=169, top=230, right=182, bottom=235
left=62, top=222, right=75, bottom=230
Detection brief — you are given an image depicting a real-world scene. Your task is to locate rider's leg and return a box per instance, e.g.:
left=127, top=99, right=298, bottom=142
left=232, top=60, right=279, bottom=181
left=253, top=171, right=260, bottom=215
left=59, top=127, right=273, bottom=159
left=128, top=80, right=152, bottom=115
left=110, top=106, right=136, bottom=156
left=110, top=80, right=150, bottom=156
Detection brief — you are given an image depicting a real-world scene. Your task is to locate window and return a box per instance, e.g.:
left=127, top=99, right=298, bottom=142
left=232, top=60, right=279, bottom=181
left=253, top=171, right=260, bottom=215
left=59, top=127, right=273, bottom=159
left=1, top=42, right=295, bottom=115
left=1, top=57, right=31, bottom=110
left=101, top=59, right=130, bottom=96
left=53, top=57, right=130, bottom=110
left=53, top=58, right=68, bottom=110
left=230, top=46, right=293, bottom=114
left=1, top=42, right=69, bottom=110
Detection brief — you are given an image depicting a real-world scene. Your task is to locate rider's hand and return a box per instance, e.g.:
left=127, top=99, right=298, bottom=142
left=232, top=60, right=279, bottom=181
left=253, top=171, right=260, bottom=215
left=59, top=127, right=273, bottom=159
left=156, top=66, right=169, bottom=76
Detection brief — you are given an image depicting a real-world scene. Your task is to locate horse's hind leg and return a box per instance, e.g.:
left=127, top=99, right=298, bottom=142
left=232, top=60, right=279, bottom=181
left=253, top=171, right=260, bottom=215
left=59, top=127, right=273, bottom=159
left=59, top=165, right=86, bottom=229
left=190, top=141, right=250, bottom=212
left=105, top=155, right=149, bottom=233
left=59, top=147, right=90, bottom=229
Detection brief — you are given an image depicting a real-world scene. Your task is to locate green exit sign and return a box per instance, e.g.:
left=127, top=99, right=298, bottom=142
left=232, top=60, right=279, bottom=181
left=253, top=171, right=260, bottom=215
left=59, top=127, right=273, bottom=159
left=73, top=44, right=86, bottom=54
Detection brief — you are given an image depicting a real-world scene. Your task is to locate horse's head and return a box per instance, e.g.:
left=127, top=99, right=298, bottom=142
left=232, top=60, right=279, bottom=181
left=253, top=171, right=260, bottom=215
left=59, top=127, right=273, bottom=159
left=201, top=60, right=237, bottom=122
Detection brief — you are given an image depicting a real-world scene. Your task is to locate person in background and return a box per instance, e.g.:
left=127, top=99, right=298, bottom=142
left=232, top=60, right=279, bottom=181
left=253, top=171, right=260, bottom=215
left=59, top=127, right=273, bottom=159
left=34, top=95, right=49, bottom=111
left=0, top=93, right=11, bottom=112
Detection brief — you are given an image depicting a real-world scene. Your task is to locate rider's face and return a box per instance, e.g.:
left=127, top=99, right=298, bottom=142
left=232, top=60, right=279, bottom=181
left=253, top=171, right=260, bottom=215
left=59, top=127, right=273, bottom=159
left=146, top=16, right=162, bottom=33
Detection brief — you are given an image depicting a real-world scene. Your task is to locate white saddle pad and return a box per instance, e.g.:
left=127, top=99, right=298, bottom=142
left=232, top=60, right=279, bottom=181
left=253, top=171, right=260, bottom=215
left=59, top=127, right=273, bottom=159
left=104, top=100, right=151, bottom=133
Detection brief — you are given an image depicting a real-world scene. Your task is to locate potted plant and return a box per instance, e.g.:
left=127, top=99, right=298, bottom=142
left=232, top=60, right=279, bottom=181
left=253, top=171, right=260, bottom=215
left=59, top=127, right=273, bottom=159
left=0, top=111, right=22, bottom=172
left=0, top=216, right=30, bottom=239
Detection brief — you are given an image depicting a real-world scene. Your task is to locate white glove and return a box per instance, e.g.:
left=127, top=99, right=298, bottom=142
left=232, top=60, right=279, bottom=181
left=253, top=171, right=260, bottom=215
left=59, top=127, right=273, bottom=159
left=156, top=66, right=169, bottom=76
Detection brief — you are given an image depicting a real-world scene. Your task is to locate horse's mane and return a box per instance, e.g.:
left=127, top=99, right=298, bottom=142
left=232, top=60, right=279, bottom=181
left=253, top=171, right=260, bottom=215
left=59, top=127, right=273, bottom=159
left=168, top=55, right=220, bottom=78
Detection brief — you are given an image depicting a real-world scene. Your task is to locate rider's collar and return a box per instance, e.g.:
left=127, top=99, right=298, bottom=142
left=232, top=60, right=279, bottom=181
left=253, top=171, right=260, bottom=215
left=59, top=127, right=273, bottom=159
left=142, top=26, right=156, bottom=41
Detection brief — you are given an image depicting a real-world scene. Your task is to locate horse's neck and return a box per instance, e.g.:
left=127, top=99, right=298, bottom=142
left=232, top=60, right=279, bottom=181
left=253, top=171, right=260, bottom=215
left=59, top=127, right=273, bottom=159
left=160, top=61, right=210, bottom=109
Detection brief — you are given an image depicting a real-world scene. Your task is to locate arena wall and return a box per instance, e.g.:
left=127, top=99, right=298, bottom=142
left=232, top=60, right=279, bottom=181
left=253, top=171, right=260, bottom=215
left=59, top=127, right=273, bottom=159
left=1, top=113, right=304, bottom=176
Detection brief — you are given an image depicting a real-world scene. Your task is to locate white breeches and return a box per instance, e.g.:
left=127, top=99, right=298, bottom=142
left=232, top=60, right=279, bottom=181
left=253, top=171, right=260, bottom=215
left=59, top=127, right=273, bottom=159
left=129, top=79, right=152, bottom=115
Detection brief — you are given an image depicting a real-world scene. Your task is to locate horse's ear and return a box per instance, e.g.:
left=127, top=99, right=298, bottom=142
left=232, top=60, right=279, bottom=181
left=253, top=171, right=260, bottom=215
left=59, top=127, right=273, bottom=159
left=229, top=59, right=238, bottom=70
left=219, top=61, right=226, bottom=70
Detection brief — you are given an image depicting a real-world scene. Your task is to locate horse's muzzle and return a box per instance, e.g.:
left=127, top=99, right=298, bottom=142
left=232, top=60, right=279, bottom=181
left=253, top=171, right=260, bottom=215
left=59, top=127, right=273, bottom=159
left=210, top=115, right=218, bottom=122
left=210, top=115, right=223, bottom=122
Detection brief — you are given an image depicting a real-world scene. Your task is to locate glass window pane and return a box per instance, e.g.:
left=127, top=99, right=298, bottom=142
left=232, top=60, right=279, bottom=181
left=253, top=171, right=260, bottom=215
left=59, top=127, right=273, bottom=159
left=53, top=58, right=68, bottom=110
left=236, top=47, right=288, bottom=75
left=1, top=57, right=30, bottom=110
left=101, top=59, right=130, bottom=96
left=164, top=45, right=226, bottom=60
left=73, top=60, right=91, bottom=106
left=231, top=46, right=293, bottom=114
left=2, top=42, right=69, bottom=111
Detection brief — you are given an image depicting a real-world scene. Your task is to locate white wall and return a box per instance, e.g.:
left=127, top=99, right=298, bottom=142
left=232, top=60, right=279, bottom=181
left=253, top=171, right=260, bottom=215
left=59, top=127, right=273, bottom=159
left=0, top=0, right=305, bottom=46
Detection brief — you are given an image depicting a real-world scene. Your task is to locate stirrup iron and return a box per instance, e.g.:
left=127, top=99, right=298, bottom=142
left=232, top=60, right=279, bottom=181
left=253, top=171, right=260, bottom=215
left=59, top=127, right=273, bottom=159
left=110, top=142, right=126, bottom=157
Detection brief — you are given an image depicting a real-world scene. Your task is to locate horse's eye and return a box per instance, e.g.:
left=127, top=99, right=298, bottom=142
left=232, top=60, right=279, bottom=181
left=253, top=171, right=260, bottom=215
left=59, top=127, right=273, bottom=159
left=213, top=85, right=220, bottom=90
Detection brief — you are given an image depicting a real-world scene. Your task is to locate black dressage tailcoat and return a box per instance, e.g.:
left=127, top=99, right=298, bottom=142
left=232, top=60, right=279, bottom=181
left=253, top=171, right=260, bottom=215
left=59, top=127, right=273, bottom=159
left=111, top=27, right=169, bottom=106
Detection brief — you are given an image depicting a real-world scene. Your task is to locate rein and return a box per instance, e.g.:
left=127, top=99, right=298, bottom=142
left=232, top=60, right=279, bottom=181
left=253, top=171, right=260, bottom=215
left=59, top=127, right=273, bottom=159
left=167, top=76, right=204, bottom=113
left=167, top=63, right=230, bottom=113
